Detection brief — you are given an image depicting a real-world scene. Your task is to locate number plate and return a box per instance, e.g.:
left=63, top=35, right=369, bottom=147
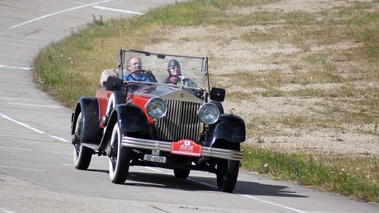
left=143, top=154, right=166, bottom=163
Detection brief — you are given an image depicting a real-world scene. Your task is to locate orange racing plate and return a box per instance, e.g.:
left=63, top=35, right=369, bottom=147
left=171, top=139, right=202, bottom=157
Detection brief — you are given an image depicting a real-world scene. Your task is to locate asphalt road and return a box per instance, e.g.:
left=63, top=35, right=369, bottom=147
left=0, top=1, right=378, bottom=212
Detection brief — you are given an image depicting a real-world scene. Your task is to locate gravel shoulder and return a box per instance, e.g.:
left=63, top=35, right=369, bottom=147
left=146, top=0, right=379, bottom=157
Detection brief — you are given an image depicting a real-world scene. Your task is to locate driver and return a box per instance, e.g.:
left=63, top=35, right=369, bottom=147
left=124, top=56, right=156, bottom=82
left=164, top=59, right=195, bottom=86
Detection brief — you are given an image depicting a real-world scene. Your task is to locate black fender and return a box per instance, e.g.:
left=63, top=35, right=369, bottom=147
left=99, top=103, right=150, bottom=150
left=208, top=114, right=245, bottom=146
left=209, top=100, right=224, bottom=114
left=116, top=103, right=150, bottom=135
left=113, top=90, right=127, bottom=105
left=71, top=97, right=102, bottom=145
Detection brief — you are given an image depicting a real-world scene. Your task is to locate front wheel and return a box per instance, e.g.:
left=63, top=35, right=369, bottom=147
left=216, top=159, right=240, bottom=193
left=109, top=122, right=131, bottom=184
left=73, top=112, right=93, bottom=170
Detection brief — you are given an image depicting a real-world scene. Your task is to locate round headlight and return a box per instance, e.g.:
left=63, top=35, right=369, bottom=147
left=198, top=103, right=220, bottom=125
left=146, top=98, right=167, bottom=119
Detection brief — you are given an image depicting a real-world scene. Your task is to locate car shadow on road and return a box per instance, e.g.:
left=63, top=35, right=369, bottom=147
left=234, top=180, right=307, bottom=198
left=110, top=170, right=308, bottom=198
left=121, top=171, right=213, bottom=192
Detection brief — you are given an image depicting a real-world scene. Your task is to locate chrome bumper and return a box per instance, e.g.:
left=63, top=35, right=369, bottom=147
left=121, top=136, right=243, bottom=161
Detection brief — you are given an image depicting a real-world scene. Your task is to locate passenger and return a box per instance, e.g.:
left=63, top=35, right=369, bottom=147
left=164, top=59, right=195, bottom=86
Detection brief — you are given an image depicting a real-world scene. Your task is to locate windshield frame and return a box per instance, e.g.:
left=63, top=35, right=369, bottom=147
left=119, top=49, right=209, bottom=90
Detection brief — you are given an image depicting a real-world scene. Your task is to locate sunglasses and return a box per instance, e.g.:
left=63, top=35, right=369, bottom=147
left=170, top=66, right=181, bottom=70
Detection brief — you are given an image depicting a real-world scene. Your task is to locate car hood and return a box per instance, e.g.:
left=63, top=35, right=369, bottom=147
left=128, top=82, right=203, bottom=103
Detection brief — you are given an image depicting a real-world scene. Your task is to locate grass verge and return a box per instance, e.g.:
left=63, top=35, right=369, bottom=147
left=242, top=145, right=379, bottom=203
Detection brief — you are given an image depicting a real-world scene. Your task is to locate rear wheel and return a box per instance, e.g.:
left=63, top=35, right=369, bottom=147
left=216, top=159, right=240, bottom=193
left=109, top=122, right=131, bottom=184
left=174, top=169, right=190, bottom=179
left=73, top=112, right=93, bottom=170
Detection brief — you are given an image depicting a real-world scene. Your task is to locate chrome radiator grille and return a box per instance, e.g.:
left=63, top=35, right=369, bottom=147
left=155, top=100, right=201, bottom=141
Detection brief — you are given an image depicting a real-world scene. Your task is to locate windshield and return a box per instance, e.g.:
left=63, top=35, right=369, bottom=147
left=120, top=49, right=208, bottom=89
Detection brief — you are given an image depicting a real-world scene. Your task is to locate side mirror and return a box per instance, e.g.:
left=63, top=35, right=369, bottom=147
left=210, top=87, right=225, bottom=102
left=105, top=76, right=123, bottom=91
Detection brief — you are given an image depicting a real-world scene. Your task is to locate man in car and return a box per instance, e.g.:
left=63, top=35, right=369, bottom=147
left=124, top=56, right=155, bottom=82
left=100, top=57, right=157, bottom=86
left=99, top=57, right=156, bottom=86
left=164, top=59, right=195, bottom=86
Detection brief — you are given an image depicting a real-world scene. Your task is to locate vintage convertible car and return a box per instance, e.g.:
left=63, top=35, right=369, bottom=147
left=71, top=49, right=245, bottom=192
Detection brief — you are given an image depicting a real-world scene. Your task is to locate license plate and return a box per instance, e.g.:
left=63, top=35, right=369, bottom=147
left=143, top=154, right=166, bottom=163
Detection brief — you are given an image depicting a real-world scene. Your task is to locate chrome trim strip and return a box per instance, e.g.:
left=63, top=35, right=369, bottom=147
left=121, top=136, right=243, bottom=161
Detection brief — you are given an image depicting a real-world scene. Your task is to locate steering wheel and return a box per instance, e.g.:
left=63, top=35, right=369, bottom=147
left=125, top=70, right=156, bottom=81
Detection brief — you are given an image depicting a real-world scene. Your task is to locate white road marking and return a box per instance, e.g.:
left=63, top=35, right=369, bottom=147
left=1, top=113, right=44, bottom=134
left=63, top=0, right=86, bottom=5
left=144, top=166, right=164, bottom=173
left=3, top=0, right=114, bottom=32
left=142, top=166, right=306, bottom=212
left=239, top=194, right=308, bottom=213
left=0, top=208, right=16, bottom=213
left=187, top=177, right=217, bottom=189
left=0, top=65, right=31, bottom=70
left=0, top=112, right=69, bottom=143
left=49, top=135, right=69, bottom=142
left=93, top=6, right=144, bottom=15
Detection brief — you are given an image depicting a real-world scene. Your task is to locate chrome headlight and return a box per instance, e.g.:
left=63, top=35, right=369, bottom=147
left=198, top=103, right=220, bottom=125
left=146, top=98, right=167, bottom=119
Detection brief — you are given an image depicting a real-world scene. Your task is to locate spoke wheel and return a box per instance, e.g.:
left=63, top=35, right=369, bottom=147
left=216, top=159, right=240, bottom=193
left=109, top=122, right=131, bottom=184
left=73, top=112, right=93, bottom=170
left=174, top=169, right=190, bottom=179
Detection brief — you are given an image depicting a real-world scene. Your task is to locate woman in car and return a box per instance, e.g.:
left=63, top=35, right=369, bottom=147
left=164, top=59, right=195, bottom=86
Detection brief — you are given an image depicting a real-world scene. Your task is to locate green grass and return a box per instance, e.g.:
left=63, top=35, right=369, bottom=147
left=33, top=0, right=379, bottom=203
left=242, top=145, right=379, bottom=203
